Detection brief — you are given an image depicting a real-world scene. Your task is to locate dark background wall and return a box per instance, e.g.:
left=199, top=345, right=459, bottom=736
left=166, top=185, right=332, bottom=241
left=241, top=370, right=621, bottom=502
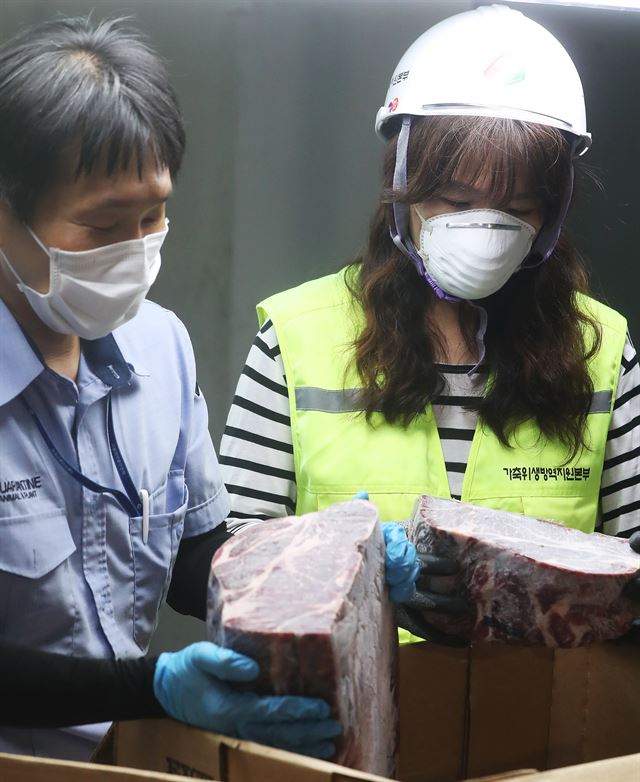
left=494, top=1, right=640, bottom=315
left=1, top=0, right=638, bottom=650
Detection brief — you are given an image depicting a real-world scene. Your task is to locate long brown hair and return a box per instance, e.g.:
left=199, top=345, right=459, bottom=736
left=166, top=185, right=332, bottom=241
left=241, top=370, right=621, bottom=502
left=347, top=115, right=601, bottom=459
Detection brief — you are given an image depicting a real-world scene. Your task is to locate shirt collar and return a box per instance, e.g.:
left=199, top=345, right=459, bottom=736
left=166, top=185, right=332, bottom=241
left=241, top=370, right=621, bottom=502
left=109, top=327, right=151, bottom=379
left=82, top=335, right=133, bottom=389
left=0, top=299, right=147, bottom=405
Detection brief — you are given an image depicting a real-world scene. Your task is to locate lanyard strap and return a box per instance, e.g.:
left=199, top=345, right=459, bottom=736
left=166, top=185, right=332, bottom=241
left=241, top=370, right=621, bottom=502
left=105, top=395, right=142, bottom=515
left=20, top=393, right=142, bottom=517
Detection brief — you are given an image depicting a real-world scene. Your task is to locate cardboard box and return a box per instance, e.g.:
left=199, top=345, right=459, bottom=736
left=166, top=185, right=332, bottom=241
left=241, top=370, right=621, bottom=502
left=2, top=746, right=638, bottom=782
left=111, top=641, right=640, bottom=782
left=115, top=719, right=382, bottom=781
left=399, top=642, right=640, bottom=781
left=0, top=750, right=196, bottom=782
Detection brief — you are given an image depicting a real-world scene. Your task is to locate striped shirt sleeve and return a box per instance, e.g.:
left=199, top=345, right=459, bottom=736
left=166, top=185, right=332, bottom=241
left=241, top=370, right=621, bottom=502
left=599, top=336, right=640, bottom=537
left=219, top=320, right=296, bottom=533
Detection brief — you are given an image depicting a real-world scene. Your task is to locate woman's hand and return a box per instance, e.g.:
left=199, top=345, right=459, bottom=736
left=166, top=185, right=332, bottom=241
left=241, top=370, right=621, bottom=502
left=381, top=521, right=420, bottom=602
left=353, top=491, right=468, bottom=644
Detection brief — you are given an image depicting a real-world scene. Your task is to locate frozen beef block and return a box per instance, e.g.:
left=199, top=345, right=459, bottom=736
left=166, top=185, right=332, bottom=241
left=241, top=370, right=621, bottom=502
left=408, top=496, right=640, bottom=647
left=207, top=500, right=398, bottom=777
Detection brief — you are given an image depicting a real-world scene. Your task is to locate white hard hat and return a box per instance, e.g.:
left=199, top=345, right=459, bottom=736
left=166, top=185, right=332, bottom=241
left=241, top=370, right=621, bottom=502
left=375, top=4, right=591, bottom=155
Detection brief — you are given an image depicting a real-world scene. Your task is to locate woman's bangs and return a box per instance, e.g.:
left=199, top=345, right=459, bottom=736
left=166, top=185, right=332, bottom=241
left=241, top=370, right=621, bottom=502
left=407, top=116, right=567, bottom=210
left=451, top=142, right=523, bottom=209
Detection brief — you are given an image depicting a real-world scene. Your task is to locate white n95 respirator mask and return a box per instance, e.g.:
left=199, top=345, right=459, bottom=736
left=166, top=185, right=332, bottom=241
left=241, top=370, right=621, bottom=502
left=1, top=220, right=168, bottom=340
left=415, top=208, right=536, bottom=301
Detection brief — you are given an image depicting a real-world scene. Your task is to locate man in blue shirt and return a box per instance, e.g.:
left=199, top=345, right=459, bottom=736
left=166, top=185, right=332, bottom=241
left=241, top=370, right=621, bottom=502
left=0, top=17, right=343, bottom=761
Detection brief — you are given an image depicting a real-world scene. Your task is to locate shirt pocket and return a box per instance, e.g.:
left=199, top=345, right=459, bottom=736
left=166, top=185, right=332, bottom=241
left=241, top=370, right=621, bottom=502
left=0, top=509, right=77, bottom=646
left=129, top=470, right=188, bottom=651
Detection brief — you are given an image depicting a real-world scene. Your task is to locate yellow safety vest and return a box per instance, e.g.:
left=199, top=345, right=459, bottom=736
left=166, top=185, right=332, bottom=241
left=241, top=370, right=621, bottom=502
left=257, top=270, right=626, bottom=640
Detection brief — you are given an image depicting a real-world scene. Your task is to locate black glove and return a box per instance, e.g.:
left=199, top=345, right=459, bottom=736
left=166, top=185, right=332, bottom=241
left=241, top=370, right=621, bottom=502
left=625, top=532, right=640, bottom=602
left=607, top=532, right=640, bottom=644
left=395, top=553, right=469, bottom=647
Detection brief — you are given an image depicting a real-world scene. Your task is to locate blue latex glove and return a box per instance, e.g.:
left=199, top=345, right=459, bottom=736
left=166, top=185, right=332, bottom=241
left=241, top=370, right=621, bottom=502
left=383, top=522, right=421, bottom=603
left=353, top=491, right=467, bottom=645
left=153, top=642, right=341, bottom=759
left=352, top=490, right=419, bottom=602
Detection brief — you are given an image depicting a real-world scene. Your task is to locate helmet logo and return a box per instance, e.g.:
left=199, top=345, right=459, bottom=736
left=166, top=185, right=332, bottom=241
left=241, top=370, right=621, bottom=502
left=390, top=69, right=410, bottom=87
left=388, top=97, right=399, bottom=113
left=484, top=53, right=525, bottom=86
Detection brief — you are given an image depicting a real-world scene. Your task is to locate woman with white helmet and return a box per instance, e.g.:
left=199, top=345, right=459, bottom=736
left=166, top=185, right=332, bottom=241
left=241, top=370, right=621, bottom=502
left=220, top=5, right=640, bottom=642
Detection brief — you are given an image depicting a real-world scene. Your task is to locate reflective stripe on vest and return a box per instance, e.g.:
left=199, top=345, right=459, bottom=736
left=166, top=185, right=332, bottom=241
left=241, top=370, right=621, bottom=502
left=295, top=387, right=614, bottom=415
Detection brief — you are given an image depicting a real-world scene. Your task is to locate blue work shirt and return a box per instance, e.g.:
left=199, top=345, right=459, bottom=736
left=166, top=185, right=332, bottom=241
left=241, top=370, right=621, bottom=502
left=0, top=298, right=229, bottom=757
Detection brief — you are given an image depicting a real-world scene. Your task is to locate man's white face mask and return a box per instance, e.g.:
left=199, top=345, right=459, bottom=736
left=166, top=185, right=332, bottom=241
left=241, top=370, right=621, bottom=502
left=1, top=219, right=168, bottom=339
left=414, top=207, right=536, bottom=301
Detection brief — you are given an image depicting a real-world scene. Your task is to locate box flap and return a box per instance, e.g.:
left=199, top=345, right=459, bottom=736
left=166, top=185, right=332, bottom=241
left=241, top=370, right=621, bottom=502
left=0, top=751, right=189, bottom=782
left=577, top=645, right=640, bottom=764
left=545, top=647, right=589, bottom=768
left=225, top=738, right=390, bottom=782
left=115, top=721, right=223, bottom=779
left=397, top=642, right=469, bottom=782
left=93, top=726, right=115, bottom=765
left=466, top=645, right=554, bottom=779
left=508, top=752, right=640, bottom=781
left=115, top=720, right=390, bottom=782
left=547, top=644, right=640, bottom=768
left=465, top=772, right=537, bottom=781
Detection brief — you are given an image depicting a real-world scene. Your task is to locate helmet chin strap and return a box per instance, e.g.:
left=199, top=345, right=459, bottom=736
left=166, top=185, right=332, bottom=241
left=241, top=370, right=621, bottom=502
left=390, top=117, right=461, bottom=303
left=521, top=137, right=578, bottom=268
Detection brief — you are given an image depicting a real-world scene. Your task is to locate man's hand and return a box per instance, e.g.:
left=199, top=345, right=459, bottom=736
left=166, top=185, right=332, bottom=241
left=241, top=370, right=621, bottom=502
left=153, top=642, right=341, bottom=759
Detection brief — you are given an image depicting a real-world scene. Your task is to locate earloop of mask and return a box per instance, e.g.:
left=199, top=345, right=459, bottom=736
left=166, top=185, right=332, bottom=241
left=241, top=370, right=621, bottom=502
left=389, top=116, right=460, bottom=303
left=521, top=137, right=578, bottom=269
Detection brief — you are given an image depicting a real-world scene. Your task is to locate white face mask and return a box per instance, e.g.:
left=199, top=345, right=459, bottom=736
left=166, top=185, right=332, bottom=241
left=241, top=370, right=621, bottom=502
left=1, top=220, right=168, bottom=340
left=415, top=208, right=536, bottom=301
